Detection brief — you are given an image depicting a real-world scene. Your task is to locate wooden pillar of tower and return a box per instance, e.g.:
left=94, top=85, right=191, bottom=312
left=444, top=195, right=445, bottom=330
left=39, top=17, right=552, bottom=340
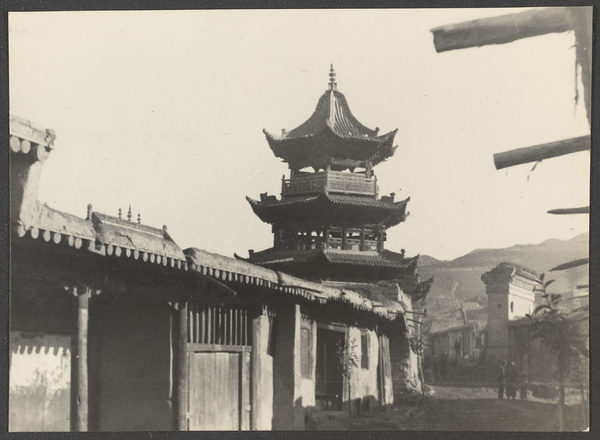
left=377, top=226, right=385, bottom=252
left=341, top=227, right=347, bottom=250
left=360, top=228, right=366, bottom=251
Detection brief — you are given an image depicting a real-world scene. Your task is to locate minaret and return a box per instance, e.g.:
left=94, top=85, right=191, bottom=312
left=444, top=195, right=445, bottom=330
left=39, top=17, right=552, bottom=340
left=482, top=263, right=541, bottom=360
left=241, top=67, right=424, bottom=290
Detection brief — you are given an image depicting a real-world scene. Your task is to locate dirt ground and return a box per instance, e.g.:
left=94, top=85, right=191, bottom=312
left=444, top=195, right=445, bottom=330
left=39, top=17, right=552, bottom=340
left=309, top=385, right=589, bottom=431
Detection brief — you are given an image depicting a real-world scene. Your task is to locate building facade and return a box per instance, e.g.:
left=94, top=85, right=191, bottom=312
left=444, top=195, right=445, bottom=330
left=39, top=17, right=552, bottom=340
left=9, top=70, right=428, bottom=433
left=481, top=262, right=540, bottom=360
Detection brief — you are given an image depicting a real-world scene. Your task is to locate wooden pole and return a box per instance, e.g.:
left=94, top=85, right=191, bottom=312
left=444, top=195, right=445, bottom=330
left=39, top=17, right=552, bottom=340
left=548, top=206, right=589, bottom=215
left=431, top=7, right=572, bottom=53
left=75, top=287, right=90, bottom=432
left=173, top=300, right=188, bottom=431
left=550, top=258, right=589, bottom=272
left=493, top=135, right=590, bottom=170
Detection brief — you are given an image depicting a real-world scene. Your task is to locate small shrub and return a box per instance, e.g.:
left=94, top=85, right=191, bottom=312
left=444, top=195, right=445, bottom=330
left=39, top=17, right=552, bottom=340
left=530, top=383, right=558, bottom=400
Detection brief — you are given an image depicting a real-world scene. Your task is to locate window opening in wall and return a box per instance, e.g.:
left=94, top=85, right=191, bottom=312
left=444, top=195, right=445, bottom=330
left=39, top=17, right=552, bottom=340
left=186, top=301, right=251, bottom=347
left=267, top=311, right=276, bottom=356
left=361, top=331, right=369, bottom=369
left=510, top=301, right=514, bottom=313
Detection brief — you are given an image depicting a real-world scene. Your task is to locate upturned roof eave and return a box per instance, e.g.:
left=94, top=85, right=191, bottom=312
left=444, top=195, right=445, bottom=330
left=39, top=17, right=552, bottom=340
left=263, top=126, right=398, bottom=145
left=246, top=194, right=409, bottom=226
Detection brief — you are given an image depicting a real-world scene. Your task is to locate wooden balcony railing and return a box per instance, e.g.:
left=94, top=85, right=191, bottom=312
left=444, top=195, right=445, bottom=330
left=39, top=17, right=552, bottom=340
left=281, top=171, right=377, bottom=197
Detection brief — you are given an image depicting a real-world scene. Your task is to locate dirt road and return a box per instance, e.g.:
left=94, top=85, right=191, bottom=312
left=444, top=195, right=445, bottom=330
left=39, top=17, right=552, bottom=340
left=422, top=385, right=588, bottom=431
left=312, top=385, right=588, bottom=431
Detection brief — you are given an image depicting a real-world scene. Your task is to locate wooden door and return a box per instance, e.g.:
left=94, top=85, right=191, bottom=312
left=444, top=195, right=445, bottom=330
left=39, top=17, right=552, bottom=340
left=315, top=328, right=345, bottom=410
left=188, top=350, right=250, bottom=431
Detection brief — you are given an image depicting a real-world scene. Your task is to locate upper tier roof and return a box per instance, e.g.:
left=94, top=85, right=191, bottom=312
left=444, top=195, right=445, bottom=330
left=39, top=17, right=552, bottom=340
left=263, top=66, right=398, bottom=168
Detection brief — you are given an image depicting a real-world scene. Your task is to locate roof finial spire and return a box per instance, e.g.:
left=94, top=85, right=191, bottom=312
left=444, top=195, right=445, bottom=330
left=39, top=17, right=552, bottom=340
left=329, top=64, right=337, bottom=91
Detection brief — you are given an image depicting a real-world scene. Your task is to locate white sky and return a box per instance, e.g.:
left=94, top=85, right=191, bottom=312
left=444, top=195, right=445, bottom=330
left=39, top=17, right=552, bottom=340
left=9, top=8, right=590, bottom=261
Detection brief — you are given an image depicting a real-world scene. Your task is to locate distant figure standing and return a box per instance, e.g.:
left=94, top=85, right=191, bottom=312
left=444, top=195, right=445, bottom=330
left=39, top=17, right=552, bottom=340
left=454, top=339, right=461, bottom=358
left=505, top=361, right=518, bottom=400
left=497, top=360, right=507, bottom=399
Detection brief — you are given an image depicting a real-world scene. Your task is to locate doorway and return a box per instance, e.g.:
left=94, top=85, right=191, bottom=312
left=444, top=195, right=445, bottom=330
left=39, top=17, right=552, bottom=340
left=315, top=327, right=345, bottom=411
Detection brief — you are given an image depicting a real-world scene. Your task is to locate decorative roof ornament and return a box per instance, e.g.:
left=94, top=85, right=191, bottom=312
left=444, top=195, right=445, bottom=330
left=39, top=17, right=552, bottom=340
left=329, top=64, right=337, bottom=91
left=127, top=205, right=132, bottom=222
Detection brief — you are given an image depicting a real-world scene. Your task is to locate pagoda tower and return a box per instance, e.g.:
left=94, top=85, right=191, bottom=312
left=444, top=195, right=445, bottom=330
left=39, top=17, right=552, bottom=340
left=241, top=66, right=428, bottom=294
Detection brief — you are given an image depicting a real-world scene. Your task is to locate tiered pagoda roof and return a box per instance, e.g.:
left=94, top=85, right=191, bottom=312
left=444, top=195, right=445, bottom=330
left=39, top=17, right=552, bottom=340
left=241, top=248, right=419, bottom=270
left=263, top=66, right=398, bottom=169
left=246, top=193, right=409, bottom=228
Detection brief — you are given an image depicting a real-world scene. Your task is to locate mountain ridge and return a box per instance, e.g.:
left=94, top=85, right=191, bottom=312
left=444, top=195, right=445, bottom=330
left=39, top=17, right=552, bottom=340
left=418, top=232, right=589, bottom=320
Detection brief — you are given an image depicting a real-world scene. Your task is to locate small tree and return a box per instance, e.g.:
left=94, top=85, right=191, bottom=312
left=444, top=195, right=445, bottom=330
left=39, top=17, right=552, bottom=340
left=409, top=332, right=427, bottom=404
left=336, top=338, right=359, bottom=416
left=527, top=278, right=589, bottom=430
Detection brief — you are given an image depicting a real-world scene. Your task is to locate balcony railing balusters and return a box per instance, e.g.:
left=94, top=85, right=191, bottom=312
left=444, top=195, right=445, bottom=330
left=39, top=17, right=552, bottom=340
left=281, top=171, right=376, bottom=197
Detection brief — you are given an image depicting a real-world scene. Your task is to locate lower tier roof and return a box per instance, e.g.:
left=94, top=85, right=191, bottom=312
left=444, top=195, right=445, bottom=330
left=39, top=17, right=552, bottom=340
left=237, top=247, right=420, bottom=285
left=247, top=193, right=409, bottom=228
left=240, top=247, right=418, bottom=271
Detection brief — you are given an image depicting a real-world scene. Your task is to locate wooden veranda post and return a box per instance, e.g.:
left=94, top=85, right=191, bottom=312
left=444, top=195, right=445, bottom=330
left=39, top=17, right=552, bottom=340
left=251, top=307, right=268, bottom=430
left=76, top=290, right=89, bottom=431
left=65, top=284, right=98, bottom=432
left=170, top=299, right=188, bottom=431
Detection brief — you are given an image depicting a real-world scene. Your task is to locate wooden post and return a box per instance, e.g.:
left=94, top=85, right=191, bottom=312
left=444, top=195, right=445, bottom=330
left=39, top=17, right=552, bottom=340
left=359, top=228, right=366, bottom=251
left=341, top=227, right=347, bottom=250
left=75, top=288, right=90, bottom=432
left=64, top=284, right=97, bottom=432
left=171, top=299, right=188, bottom=431
left=377, top=226, right=384, bottom=253
left=251, top=309, right=264, bottom=430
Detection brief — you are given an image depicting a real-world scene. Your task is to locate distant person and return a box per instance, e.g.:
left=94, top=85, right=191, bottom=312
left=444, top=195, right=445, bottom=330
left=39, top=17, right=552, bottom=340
left=497, top=360, right=507, bottom=399
left=454, top=340, right=461, bottom=358
left=505, top=361, right=518, bottom=400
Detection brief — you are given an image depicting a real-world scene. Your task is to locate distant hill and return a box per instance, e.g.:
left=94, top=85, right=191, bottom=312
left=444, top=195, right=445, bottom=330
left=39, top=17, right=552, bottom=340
left=419, top=233, right=589, bottom=332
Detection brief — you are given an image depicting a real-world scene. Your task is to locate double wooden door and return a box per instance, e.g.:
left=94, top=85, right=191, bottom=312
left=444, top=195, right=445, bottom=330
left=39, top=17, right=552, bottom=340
left=187, top=349, right=251, bottom=431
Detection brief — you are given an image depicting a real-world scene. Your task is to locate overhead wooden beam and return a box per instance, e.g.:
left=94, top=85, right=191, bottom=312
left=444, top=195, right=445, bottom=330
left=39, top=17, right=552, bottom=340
left=431, top=7, right=572, bottom=53
left=547, top=206, right=589, bottom=215
left=550, top=258, right=589, bottom=272
left=493, top=135, right=590, bottom=170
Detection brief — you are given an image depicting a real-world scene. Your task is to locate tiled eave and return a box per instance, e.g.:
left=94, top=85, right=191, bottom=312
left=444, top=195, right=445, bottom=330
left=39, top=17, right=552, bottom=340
left=263, top=126, right=397, bottom=166
left=243, top=248, right=419, bottom=271
left=246, top=193, right=409, bottom=228
left=12, top=208, right=189, bottom=271
left=185, top=247, right=401, bottom=319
